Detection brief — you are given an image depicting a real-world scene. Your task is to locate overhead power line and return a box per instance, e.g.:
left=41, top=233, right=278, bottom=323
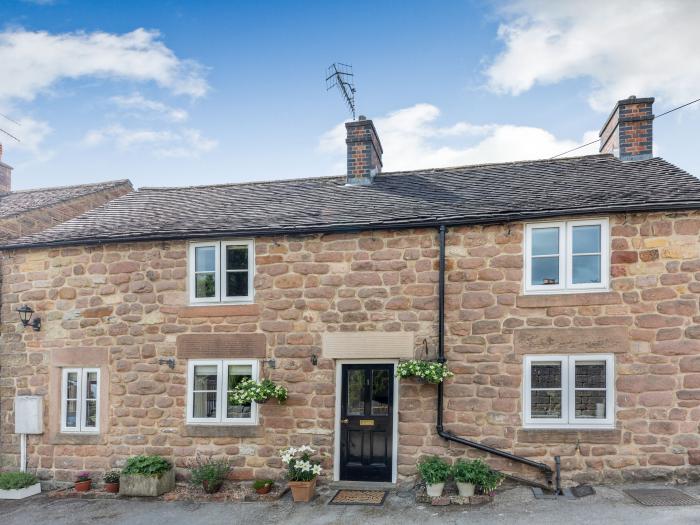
left=550, top=96, right=700, bottom=159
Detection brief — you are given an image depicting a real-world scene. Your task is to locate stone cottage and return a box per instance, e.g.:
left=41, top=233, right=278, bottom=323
left=1, top=96, right=699, bottom=489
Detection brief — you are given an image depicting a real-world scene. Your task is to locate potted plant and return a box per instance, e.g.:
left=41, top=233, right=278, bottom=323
left=253, top=479, right=274, bottom=495
left=452, top=459, right=489, bottom=497
left=229, top=378, right=288, bottom=405
left=478, top=466, right=505, bottom=496
left=74, top=471, right=92, bottom=492
left=280, top=445, right=322, bottom=502
left=189, top=457, right=231, bottom=494
left=119, top=455, right=174, bottom=497
left=0, top=472, right=41, bottom=500
left=417, top=456, right=450, bottom=497
left=396, top=360, right=453, bottom=384
left=103, top=471, right=120, bottom=494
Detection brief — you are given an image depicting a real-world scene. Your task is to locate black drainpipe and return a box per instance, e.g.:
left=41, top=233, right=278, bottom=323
left=435, top=224, right=555, bottom=488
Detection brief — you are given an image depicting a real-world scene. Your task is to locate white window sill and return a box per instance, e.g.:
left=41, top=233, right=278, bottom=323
left=522, top=288, right=610, bottom=296
left=186, top=421, right=257, bottom=427
left=523, top=425, right=615, bottom=430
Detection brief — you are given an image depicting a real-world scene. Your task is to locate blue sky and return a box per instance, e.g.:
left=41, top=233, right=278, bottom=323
left=1, top=0, right=698, bottom=190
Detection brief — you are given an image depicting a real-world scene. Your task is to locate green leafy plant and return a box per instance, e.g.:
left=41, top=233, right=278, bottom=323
left=417, top=456, right=451, bottom=485
left=103, top=471, right=120, bottom=484
left=280, top=446, right=322, bottom=482
left=0, top=471, right=38, bottom=490
left=122, top=455, right=172, bottom=477
left=479, top=468, right=505, bottom=494
left=252, top=479, right=274, bottom=490
left=396, top=360, right=453, bottom=384
left=75, top=471, right=91, bottom=482
left=452, top=459, right=490, bottom=484
left=229, top=378, right=288, bottom=405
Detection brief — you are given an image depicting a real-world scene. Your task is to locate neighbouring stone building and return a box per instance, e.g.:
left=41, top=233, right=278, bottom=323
left=1, top=97, right=699, bottom=488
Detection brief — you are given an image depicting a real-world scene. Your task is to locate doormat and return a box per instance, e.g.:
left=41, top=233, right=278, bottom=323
left=624, top=489, right=700, bottom=506
left=328, top=490, right=387, bottom=506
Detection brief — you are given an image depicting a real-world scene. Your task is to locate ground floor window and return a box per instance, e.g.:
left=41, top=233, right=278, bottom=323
left=523, top=354, right=614, bottom=428
left=61, top=368, right=100, bottom=433
left=186, top=359, right=258, bottom=425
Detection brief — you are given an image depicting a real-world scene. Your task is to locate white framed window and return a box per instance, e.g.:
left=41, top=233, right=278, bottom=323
left=186, top=359, right=259, bottom=425
left=523, top=355, right=614, bottom=429
left=188, top=240, right=255, bottom=304
left=524, top=219, right=609, bottom=294
left=61, top=368, right=100, bottom=433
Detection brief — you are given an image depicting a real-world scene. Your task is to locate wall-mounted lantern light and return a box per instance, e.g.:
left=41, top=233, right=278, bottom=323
left=16, top=305, right=41, bottom=332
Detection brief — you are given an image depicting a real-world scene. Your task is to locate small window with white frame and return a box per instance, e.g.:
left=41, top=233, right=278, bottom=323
left=61, top=368, right=100, bottom=433
left=523, top=355, right=614, bottom=428
left=524, top=219, right=609, bottom=294
left=186, top=359, right=259, bottom=425
left=189, top=240, right=254, bottom=304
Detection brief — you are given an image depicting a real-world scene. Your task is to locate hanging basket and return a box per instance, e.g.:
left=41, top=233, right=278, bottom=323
left=395, top=360, right=453, bottom=384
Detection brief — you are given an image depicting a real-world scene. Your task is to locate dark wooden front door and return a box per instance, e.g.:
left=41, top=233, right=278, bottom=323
left=339, top=363, right=394, bottom=482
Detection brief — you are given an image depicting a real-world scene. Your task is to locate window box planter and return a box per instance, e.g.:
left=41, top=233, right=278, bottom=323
left=119, top=468, right=175, bottom=497
left=0, top=482, right=41, bottom=500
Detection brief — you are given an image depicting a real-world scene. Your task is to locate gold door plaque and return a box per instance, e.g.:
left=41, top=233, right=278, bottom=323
left=359, top=419, right=374, bottom=426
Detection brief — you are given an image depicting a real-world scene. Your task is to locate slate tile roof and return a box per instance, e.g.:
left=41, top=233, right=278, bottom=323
left=0, top=179, right=132, bottom=219
left=3, top=154, right=700, bottom=249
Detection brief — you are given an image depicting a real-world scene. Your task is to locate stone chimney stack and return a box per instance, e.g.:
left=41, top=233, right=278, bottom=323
left=0, top=143, right=12, bottom=193
left=345, top=116, right=383, bottom=185
left=599, top=96, right=654, bottom=161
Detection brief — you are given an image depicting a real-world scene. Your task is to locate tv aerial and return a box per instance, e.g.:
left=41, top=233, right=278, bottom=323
left=0, top=113, right=20, bottom=142
left=326, top=63, right=357, bottom=120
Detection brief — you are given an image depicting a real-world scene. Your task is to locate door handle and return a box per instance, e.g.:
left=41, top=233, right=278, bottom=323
left=340, top=418, right=349, bottom=424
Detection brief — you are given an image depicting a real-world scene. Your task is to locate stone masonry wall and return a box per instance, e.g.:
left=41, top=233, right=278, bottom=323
left=1, top=210, right=700, bottom=485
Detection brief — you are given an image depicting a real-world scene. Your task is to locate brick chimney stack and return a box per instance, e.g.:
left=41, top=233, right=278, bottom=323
left=599, top=96, right=654, bottom=161
left=345, top=116, right=383, bottom=185
left=0, top=143, right=12, bottom=193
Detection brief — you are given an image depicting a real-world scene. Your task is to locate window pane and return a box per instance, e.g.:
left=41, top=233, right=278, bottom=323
left=531, top=390, right=562, bottom=418
left=572, top=225, right=601, bottom=254
left=532, top=256, right=559, bottom=285
left=371, top=369, right=390, bottom=416
left=195, top=246, right=216, bottom=272
left=572, top=255, right=601, bottom=284
left=66, top=372, right=78, bottom=399
left=226, top=364, right=252, bottom=419
left=85, top=400, right=97, bottom=428
left=193, top=392, right=217, bottom=418
left=575, top=390, right=606, bottom=419
left=65, top=400, right=77, bottom=428
left=226, top=246, right=248, bottom=270
left=575, top=361, right=606, bottom=388
left=85, top=371, right=98, bottom=400
left=532, top=228, right=559, bottom=256
left=193, top=365, right=218, bottom=390
left=531, top=362, right=561, bottom=388
left=226, top=272, right=248, bottom=297
left=347, top=369, right=365, bottom=416
left=195, top=273, right=216, bottom=298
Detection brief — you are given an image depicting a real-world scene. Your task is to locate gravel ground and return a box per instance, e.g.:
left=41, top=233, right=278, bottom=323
left=2, top=482, right=699, bottom=525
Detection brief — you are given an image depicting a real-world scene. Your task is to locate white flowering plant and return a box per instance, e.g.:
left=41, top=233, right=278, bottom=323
left=280, top=446, right=322, bottom=482
left=396, top=360, right=453, bottom=384
left=229, top=378, right=288, bottom=405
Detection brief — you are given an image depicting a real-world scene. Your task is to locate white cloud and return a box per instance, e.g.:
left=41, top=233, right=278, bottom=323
left=0, top=28, right=208, bottom=104
left=485, top=0, right=700, bottom=111
left=83, top=124, right=217, bottom=158
left=319, top=103, right=598, bottom=173
left=0, top=116, right=52, bottom=154
left=109, top=93, right=188, bottom=122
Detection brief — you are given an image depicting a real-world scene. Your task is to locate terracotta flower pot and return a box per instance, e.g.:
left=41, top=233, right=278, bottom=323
left=288, top=478, right=316, bottom=502
left=255, top=485, right=272, bottom=495
left=104, top=482, right=119, bottom=494
left=202, top=480, right=223, bottom=494
left=74, top=480, right=92, bottom=492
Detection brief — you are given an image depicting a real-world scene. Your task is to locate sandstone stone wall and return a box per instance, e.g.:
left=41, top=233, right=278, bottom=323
left=1, top=210, right=699, bottom=485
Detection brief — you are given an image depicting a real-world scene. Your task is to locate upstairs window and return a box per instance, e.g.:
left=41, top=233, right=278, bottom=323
left=189, top=240, right=254, bottom=303
left=523, top=355, right=614, bottom=428
left=524, top=219, right=609, bottom=294
left=61, top=368, right=100, bottom=433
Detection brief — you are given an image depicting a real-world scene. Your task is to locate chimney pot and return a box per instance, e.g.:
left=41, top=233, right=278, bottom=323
left=599, top=96, right=654, bottom=162
left=345, top=117, right=383, bottom=185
